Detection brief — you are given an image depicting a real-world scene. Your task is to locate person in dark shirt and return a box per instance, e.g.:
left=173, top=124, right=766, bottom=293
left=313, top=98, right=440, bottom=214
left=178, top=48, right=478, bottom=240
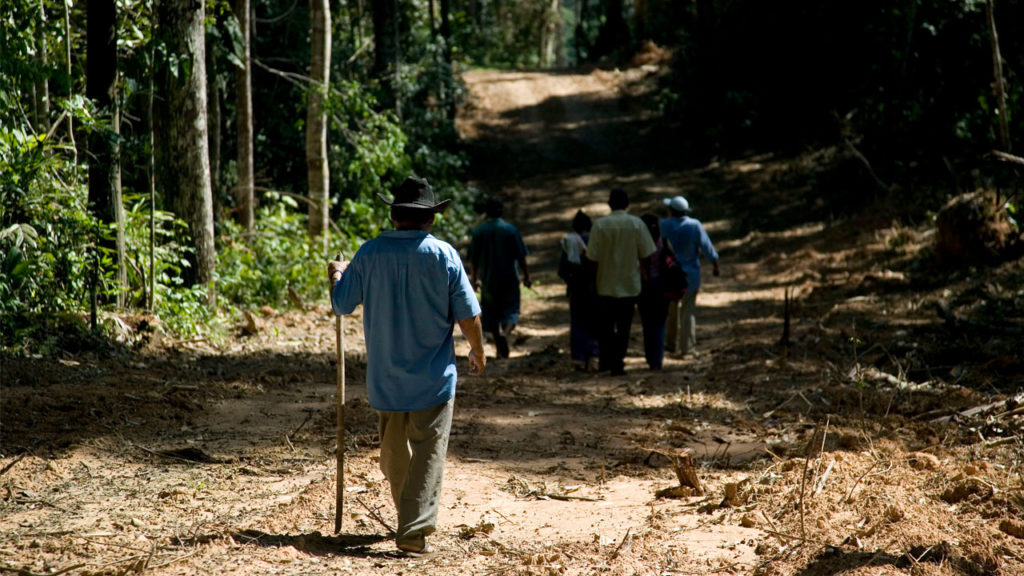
left=468, top=197, right=531, bottom=358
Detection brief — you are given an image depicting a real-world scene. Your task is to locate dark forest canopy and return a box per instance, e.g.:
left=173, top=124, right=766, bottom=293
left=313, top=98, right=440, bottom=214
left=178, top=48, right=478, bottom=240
left=1, top=0, right=1021, bottom=346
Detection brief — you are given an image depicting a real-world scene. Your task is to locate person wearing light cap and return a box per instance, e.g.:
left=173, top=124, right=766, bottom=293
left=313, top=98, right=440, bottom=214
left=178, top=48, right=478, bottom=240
left=660, top=195, right=719, bottom=356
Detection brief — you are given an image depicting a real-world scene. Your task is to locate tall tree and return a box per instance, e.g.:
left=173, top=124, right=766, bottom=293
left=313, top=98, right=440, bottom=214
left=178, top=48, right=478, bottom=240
left=235, top=0, right=254, bottom=233
left=34, top=0, right=50, bottom=132
left=592, top=0, right=629, bottom=61
left=986, top=0, right=1011, bottom=153
left=372, top=0, right=401, bottom=113
left=153, top=0, right=217, bottom=294
left=306, top=0, right=331, bottom=253
left=540, top=0, right=562, bottom=67
left=440, top=0, right=455, bottom=119
left=86, top=0, right=127, bottom=309
left=207, top=30, right=222, bottom=204
left=63, top=0, right=76, bottom=163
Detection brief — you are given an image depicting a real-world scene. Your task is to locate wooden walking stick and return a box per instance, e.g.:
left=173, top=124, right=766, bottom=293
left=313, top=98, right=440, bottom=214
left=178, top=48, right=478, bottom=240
left=333, top=252, right=346, bottom=534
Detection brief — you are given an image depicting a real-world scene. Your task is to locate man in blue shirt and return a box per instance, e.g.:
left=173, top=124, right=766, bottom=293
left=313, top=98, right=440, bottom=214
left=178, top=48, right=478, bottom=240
left=328, top=177, right=485, bottom=556
left=660, top=195, right=720, bottom=356
left=468, top=197, right=531, bottom=358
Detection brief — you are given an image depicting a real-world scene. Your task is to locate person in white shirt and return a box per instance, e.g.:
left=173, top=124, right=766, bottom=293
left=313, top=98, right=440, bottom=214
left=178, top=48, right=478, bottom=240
left=585, top=189, right=657, bottom=375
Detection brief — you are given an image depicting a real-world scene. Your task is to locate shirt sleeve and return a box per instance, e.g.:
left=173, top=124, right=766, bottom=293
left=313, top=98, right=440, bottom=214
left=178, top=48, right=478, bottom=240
left=514, top=228, right=529, bottom=259
left=331, top=253, right=364, bottom=316
left=638, top=221, right=657, bottom=259
left=700, top=226, right=719, bottom=261
left=585, top=226, right=602, bottom=262
left=449, top=253, right=482, bottom=321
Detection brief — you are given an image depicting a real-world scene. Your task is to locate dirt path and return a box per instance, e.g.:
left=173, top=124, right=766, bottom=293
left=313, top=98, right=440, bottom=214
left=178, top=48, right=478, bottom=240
left=3, top=68, right=1023, bottom=576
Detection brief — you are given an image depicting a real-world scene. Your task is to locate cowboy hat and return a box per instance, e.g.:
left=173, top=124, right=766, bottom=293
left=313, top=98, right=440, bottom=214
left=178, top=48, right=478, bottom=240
left=377, top=177, right=452, bottom=212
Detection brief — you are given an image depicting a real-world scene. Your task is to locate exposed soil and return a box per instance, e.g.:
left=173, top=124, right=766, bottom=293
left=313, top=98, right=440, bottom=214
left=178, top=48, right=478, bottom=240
left=3, top=67, right=1024, bottom=576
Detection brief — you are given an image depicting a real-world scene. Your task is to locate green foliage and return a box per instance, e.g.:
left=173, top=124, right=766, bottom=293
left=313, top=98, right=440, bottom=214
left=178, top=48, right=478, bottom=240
left=216, top=193, right=330, bottom=311
left=449, top=0, right=557, bottom=68
left=326, top=80, right=409, bottom=240
left=0, top=127, right=94, bottom=316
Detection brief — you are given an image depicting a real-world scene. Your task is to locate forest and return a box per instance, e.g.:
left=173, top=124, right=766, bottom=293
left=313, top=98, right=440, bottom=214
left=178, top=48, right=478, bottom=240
left=2, top=0, right=1022, bottom=338
left=2, top=1, right=1024, bottom=575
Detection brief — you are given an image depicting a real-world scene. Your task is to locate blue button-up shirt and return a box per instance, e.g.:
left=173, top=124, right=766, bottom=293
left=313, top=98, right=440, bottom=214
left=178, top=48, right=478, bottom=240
left=331, top=230, right=481, bottom=412
left=660, top=216, right=718, bottom=292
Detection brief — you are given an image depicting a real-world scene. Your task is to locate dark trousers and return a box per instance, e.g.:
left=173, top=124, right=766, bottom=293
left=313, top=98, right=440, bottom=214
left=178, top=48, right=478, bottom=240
left=568, top=288, right=599, bottom=363
left=638, top=286, right=668, bottom=370
left=597, top=295, right=636, bottom=374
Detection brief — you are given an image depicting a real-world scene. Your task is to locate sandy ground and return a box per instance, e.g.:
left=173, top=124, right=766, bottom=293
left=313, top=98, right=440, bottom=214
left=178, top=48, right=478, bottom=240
left=2, top=66, right=1023, bottom=576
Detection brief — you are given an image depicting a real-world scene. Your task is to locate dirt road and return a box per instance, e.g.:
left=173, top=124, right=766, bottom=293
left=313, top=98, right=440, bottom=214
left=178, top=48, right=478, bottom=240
left=2, top=67, right=1022, bottom=576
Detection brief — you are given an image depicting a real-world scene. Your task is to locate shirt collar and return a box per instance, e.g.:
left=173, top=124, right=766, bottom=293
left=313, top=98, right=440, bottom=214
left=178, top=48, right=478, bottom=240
left=381, top=229, right=432, bottom=239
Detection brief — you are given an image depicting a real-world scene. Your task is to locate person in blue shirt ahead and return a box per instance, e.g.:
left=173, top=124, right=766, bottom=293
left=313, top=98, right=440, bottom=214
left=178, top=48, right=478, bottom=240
left=328, top=177, right=485, bottom=557
left=468, top=197, right=531, bottom=358
left=660, top=195, right=720, bottom=356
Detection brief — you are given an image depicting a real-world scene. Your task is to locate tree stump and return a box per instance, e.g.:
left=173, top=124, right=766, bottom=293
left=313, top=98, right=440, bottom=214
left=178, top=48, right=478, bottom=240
left=673, top=450, right=704, bottom=496
left=935, top=190, right=1013, bottom=265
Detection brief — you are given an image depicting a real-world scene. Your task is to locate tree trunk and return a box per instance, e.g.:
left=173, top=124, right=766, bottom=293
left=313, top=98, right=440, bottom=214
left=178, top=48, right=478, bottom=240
left=986, top=0, right=1011, bottom=154
left=593, top=0, right=628, bottom=62
left=440, top=0, right=455, bottom=119
left=307, top=0, right=331, bottom=254
left=34, top=0, right=50, bottom=132
left=575, top=0, right=590, bottom=64
left=372, top=0, right=401, bottom=114
left=235, top=0, right=255, bottom=233
left=207, top=34, right=221, bottom=204
left=86, top=0, right=126, bottom=309
left=63, top=0, right=76, bottom=163
left=154, top=0, right=217, bottom=296
left=540, top=0, right=560, bottom=67
left=428, top=0, right=435, bottom=38
left=147, top=41, right=157, bottom=311
left=553, top=0, right=564, bottom=67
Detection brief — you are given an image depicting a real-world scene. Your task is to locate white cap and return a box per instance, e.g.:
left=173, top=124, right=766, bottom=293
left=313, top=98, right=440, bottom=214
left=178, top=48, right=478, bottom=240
left=663, top=195, right=690, bottom=213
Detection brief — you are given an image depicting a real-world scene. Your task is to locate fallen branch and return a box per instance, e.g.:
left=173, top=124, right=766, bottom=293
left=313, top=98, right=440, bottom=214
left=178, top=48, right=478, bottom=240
left=844, top=139, right=890, bottom=193
left=0, top=453, right=28, bottom=478
left=147, top=550, right=198, bottom=570
left=799, top=418, right=828, bottom=538
left=354, top=496, right=395, bottom=534
left=845, top=460, right=880, bottom=504
left=609, top=527, right=632, bottom=560
left=762, top=528, right=830, bottom=547
left=0, top=563, right=85, bottom=576
left=658, top=565, right=743, bottom=575
left=812, top=458, right=836, bottom=497
left=991, top=150, right=1024, bottom=167
left=540, top=492, right=601, bottom=502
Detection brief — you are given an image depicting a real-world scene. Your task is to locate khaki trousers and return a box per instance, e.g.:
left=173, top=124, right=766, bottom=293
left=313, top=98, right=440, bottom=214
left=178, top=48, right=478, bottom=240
left=666, top=289, right=698, bottom=354
left=378, top=398, right=454, bottom=550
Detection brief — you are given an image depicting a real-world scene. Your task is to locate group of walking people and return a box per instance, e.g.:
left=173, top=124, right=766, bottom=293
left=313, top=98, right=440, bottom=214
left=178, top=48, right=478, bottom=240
left=324, top=177, right=717, bottom=556
left=560, top=188, right=719, bottom=375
